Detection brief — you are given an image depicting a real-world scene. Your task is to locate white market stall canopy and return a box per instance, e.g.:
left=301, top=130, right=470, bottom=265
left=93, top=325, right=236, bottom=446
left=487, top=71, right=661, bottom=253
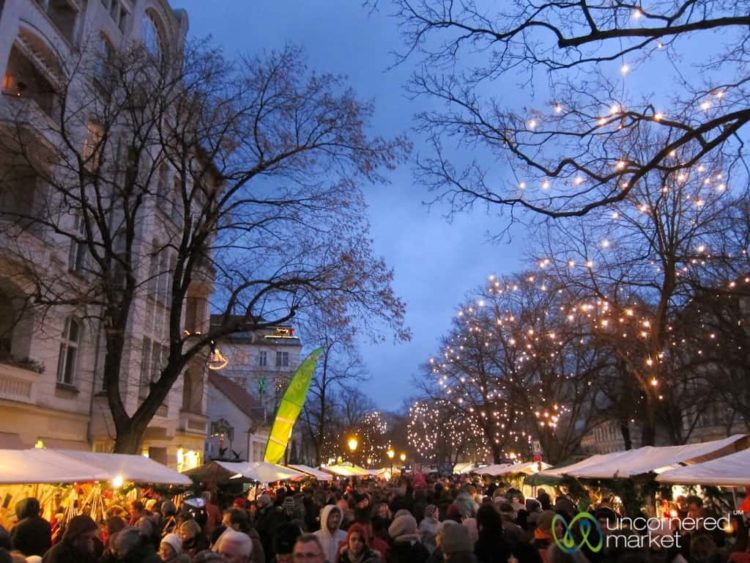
left=320, top=463, right=371, bottom=477
left=238, top=462, right=306, bottom=483
left=477, top=461, right=552, bottom=476
left=538, top=434, right=749, bottom=480
left=656, top=449, right=750, bottom=487
left=287, top=464, right=333, bottom=481
left=454, top=463, right=483, bottom=475
left=0, top=449, right=191, bottom=485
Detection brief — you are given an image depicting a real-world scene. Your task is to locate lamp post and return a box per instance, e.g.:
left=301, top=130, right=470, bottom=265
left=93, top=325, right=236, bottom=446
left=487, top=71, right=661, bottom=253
left=400, top=452, right=406, bottom=474
left=387, top=447, right=395, bottom=478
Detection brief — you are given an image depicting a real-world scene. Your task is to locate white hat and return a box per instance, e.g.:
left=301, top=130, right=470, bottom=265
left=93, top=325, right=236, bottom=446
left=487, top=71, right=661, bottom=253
left=161, top=532, right=182, bottom=554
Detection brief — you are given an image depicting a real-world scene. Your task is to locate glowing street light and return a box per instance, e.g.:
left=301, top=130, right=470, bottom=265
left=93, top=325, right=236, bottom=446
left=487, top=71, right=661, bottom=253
left=347, top=437, right=358, bottom=453
left=387, top=447, right=395, bottom=477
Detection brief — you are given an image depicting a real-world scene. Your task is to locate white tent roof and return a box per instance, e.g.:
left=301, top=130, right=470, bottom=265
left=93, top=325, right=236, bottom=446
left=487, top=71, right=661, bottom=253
left=0, top=449, right=109, bottom=484
left=540, top=435, right=748, bottom=480
left=477, top=461, right=551, bottom=476
left=0, top=449, right=191, bottom=485
left=656, top=449, right=750, bottom=486
left=320, top=463, right=371, bottom=477
left=53, top=450, right=192, bottom=485
left=287, top=464, right=333, bottom=481
left=235, top=462, right=306, bottom=483
left=453, top=463, right=481, bottom=475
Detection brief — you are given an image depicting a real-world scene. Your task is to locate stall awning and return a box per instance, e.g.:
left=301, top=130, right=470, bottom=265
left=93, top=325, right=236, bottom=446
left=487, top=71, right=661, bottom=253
left=656, top=449, right=750, bottom=486
left=239, top=462, right=306, bottom=483
left=538, top=434, right=749, bottom=480
left=320, top=463, right=371, bottom=477
left=477, top=461, right=552, bottom=476
left=0, top=449, right=191, bottom=485
left=287, top=464, right=333, bottom=481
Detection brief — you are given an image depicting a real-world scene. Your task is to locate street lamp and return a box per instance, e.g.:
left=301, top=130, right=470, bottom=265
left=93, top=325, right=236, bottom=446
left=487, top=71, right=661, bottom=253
left=348, top=437, right=358, bottom=454
left=387, top=447, right=395, bottom=477
left=400, top=452, right=406, bottom=474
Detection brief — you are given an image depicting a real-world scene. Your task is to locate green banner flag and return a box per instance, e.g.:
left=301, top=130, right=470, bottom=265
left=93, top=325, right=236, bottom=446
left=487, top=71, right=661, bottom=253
left=263, top=348, right=323, bottom=464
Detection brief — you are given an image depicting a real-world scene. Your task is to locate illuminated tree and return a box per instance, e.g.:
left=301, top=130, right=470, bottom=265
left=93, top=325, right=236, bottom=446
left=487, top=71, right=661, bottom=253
left=408, top=399, right=489, bottom=467
left=391, top=0, right=750, bottom=219
left=419, top=273, right=606, bottom=463
left=537, top=156, right=741, bottom=444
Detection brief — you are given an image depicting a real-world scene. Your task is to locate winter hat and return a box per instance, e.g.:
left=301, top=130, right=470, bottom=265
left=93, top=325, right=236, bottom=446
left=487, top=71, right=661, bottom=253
left=441, top=521, right=473, bottom=554
left=282, top=497, right=296, bottom=512
left=26, top=557, right=43, bottom=563
left=388, top=514, right=418, bottom=539
left=272, top=523, right=303, bottom=555
left=555, top=497, right=577, bottom=517
left=145, top=499, right=158, bottom=511
left=257, top=494, right=272, bottom=508
left=161, top=533, right=182, bottom=555
left=63, top=515, right=98, bottom=543
left=393, top=509, right=413, bottom=519
left=445, top=504, right=462, bottom=522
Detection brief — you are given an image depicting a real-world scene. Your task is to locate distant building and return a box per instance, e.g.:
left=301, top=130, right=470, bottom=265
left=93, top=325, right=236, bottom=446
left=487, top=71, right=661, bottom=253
left=206, top=316, right=304, bottom=463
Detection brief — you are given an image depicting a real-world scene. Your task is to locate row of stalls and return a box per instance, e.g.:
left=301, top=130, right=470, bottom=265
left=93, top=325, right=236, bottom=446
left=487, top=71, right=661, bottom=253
left=466, top=434, right=750, bottom=514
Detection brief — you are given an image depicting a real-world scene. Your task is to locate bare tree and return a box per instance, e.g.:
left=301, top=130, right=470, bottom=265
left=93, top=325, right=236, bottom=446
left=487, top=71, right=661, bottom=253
left=0, top=41, right=408, bottom=453
left=389, top=0, right=750, bottom=219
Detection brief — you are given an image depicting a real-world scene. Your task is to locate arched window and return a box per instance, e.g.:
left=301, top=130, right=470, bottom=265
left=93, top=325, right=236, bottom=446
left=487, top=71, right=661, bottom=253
left=56, top=317, right=81, bottom=385
left=141, top=11, right=164, bottom=61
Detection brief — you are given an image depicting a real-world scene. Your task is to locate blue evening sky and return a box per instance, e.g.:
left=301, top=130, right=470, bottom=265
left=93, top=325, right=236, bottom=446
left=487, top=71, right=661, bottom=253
left=170, top=1, right=527, bottom=408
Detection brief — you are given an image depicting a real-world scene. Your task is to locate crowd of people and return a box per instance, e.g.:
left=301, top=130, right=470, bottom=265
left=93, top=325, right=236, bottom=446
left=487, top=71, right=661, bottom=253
left=0, top=474, right=748, bottom=563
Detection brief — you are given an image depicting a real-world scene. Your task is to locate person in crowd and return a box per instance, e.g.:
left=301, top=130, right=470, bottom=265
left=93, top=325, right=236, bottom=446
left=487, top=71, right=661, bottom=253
left=203, top=492, right=222, bottom=538
left=530, top=511, right=556, bottom=563
left=41, top=515, right=99, bottom=563
left=272, top=522, right=303, bottom=563
left=293, top=534, right=326, bottom=563
left=105, top=527, right=161, bottom=563
left=453, top=494, right=478, bottom=545
left=257, top=494, right=289, bottom=560
left=11, top=497, right=51, bottom=557
left=338, top=523, right=381, bottom=563
left=499, top=502, right=528, bottom=546
left=158, top=533, right=190, bottom=563
left=212, top=529, right=253, bottom=563
left=440, top=523, right=477, bottom=563
left=474, top=504, right=508, bottom=563
left=179, top=518, right=209, bottom=558
left=418, top=505, right=440, bottom=554
left=387, top=513, right=429, bottom=563
left=314, top=506, right=347, bottom=563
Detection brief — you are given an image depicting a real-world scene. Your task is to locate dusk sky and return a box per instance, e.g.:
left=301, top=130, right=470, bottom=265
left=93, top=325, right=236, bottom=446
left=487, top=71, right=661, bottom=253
left=171, top=1, right=527, bottom=408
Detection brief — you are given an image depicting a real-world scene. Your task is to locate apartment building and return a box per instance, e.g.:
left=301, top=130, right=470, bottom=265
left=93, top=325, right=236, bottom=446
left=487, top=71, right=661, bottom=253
left=0, top=0, right=210, bottom=470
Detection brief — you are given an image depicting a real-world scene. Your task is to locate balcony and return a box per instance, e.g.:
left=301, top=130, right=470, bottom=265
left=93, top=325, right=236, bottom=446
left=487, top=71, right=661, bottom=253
left=178, top=411, right=208, bottom=436
left=32, top=0, right=81, bottom=47
left=0, top=361, right=40, bottom=404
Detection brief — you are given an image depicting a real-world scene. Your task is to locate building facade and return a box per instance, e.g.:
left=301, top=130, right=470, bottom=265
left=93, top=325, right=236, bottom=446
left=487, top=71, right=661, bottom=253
left=0, top=0, right=209, bottom=470
left=206, top=318, right=304, bottom=463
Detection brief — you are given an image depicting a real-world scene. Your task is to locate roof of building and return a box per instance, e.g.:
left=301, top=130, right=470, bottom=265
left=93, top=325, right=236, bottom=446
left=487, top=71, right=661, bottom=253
left=208, top=372, right=263, bottom=419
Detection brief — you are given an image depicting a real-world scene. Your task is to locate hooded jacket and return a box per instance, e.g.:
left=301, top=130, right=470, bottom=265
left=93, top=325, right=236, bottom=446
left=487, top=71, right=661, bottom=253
left=314, top=505, right=347, bottom=563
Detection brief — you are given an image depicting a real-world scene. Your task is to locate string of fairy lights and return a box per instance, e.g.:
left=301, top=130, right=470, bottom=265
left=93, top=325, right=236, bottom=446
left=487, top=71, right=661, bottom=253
left=407, top=168, right=748, bottom=461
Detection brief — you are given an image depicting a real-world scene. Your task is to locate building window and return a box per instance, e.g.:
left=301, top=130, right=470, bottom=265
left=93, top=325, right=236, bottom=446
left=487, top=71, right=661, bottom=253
left=56, top=317, right=80, bottom=385
left=68, top=214, right=87, bottom=273
left=142, top=11, right=164, bottom=61
left=275, top=351, right=289, bottom=368
left=258, top=351, right=267, bottom=367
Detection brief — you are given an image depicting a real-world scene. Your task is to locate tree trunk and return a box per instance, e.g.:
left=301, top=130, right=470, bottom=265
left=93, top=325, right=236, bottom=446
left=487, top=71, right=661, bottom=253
left=620, top=421, right=632, bottom=450
left=641, top=394, right=657, bottom=446
left=113, top=423, right=144, bottom=454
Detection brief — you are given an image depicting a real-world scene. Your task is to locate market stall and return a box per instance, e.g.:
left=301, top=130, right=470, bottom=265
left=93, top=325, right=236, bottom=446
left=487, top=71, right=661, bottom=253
left=476, top=461, right=551, bottom=477
left=320, top=463, right=371, bottom=477
left=655, top=449, right=750, bottom=486
left=287, top=464, right=333, bottom=481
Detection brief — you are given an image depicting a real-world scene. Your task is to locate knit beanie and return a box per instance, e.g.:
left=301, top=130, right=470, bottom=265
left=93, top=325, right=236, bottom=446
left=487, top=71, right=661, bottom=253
left=63, top=515, right=98, bottom=543
left=161, top=533, right=182, bottom=555
left=388, top=514, right=417, bottom=539
left=441, top=522, right=473, bottom=554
